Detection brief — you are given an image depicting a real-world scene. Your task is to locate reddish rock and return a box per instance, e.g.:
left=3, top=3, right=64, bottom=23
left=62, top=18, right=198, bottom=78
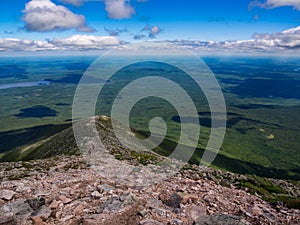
left=251, top=204, right=263, bottom=216
left=181, top=193, right=198, bottom=204
left=74, top=204, right=84, bottom=216
left=82, top=214, right=104, bottom=225
left=49, top=200, right=60, bottom=209
left=31, top=216, right=44, bottom=225
left=0, top=155, right=299, bottom=225
left=59, top=195, right=72, bottom=204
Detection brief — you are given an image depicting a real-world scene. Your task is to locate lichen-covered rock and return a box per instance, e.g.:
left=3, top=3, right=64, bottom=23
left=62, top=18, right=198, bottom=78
left=194, top=214, right=251, bottom=225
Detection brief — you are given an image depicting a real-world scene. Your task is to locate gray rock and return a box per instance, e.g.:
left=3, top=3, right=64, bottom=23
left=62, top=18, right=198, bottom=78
left=99, top=192, right=138, bottom=213
left=132, top=167, right=141, bottom=173
left=146, top=198, right=163, bottom=209
left=25, top=197, right=45, bottom=210
left=2, top=200, right=33, bottom=216
left=152, top=208, right=167, bottom=217
left=165, top=193, right=183, bottom=209
left=203, top=195, right=210, bottom=202
left=91, top=191, right=102, bottom=198
left=99, top=197, right=122, bottom=212
left=0, top=199, right=33, bottom=224
left=34, top=205, right=52, bottom=220
left=100, top=184, right=113, bottom=192
left=0, top=212, right=17, bottom=225
left=194, top=214, right=251, bottom=225
left=0, top=190, right=16, bottom=201
left=107, top=199, right=123, bottom=212
left=187, top=204, right=206, bottom=221
left=139, top=219, right=164, bottom=225
left=173, top=219, right=183, bottom=224
left=120, top=193, right=138, bottom=206
left=138, top=209, right=148, bottom=217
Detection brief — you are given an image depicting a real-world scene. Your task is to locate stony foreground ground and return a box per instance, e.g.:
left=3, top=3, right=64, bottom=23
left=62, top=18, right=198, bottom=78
left=0, top=155, right=299, bottom=225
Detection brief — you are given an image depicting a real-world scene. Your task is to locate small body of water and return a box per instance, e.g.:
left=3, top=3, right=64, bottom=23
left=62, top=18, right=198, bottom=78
left=0, top=80, right=50, bottom=90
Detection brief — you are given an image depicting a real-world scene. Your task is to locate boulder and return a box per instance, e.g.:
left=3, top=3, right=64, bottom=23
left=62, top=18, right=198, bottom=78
left=0, top=190, right=16, bottom=201
left=194, top=214, right=251, bottom=225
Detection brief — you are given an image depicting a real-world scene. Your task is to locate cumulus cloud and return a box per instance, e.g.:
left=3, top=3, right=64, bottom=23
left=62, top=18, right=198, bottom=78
left=2, top=26, right=300, bottom=54
left=0, top=38, right=57, bottom=51
left=104, top=0, right=135, bottom=19
left=23, top=0, right=95, bottom=32
left=249, top=0, right=300, bottom=10
left=48, top=35, right=121, bottom=50
left=59, top=0, right=146, bottom=19
left=165, top=26, right=300, bottom=54
left=252, top=26, right=300, bottom=48
left=0, top=35, right=121, bottom=52
left=104, top=27, right=127, bottom=36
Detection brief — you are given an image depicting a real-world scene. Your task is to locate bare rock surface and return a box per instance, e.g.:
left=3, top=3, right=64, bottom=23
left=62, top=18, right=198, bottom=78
left=0, top=189, right=16, bottom=201
left=0, top=155, right=299, bottom=225
left=194, top=214, right=250, bottom=225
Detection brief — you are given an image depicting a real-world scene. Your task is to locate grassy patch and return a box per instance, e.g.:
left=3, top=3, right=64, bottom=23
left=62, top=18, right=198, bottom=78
left=237, top=175, right=300, bottom=209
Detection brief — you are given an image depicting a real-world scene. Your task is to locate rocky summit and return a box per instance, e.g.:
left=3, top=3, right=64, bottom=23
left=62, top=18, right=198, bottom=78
left=0, top=155, right=299, bottom=225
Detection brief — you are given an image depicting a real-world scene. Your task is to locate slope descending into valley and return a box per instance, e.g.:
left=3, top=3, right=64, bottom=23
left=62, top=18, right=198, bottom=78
left=1, top=115, right=299, bottom=180
left=0, top=116, right=299, bottom=225
left=0, top=154, right=299, bottom=225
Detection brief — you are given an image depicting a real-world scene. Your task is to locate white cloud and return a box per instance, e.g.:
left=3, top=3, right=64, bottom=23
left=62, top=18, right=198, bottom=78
left=58, top=0, right=144, bottom=20
left=0, top=38, right=56, bottom=51
left=49, top=35, right=120, bottom=50
left=0, top=35, right=121, bottom=52
left=249, top=0, right=300, bottom=10
left=104, top=0, right=135, bottom=19
left=1, top=26, right=300, bottom=54
left=165, top=26, right=300, bottom=54
left=23, top=0, right=95, bottom=32
left=252, top=26, right=300, bottom=48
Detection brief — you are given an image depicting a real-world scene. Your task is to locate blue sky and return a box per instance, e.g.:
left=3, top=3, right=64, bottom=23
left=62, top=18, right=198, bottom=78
left=0, top=0, right=300, bottom=54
